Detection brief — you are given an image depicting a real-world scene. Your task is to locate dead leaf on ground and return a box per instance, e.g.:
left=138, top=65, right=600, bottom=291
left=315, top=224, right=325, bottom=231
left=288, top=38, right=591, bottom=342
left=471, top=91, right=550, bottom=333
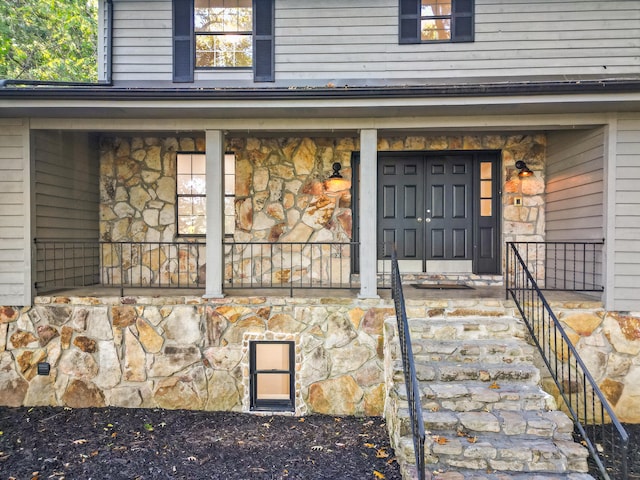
left=364, top=442, right=376, bottom=449
left=489, top=381, right=501, bottom=389
left=72, top=439, right=87, bottom=445
left=434, top=436, right=448, bottom=445
left=376, top=448, right=389, bottom=458
left=467, top=436, right=478, bottom=443
left=373, top=470, right=385, bottom=479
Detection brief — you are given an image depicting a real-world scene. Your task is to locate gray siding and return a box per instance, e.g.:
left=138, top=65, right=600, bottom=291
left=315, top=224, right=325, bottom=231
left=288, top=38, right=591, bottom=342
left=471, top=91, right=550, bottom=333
left=546, top=128, right=605, bottom=242
left=0, top=119, right=30, bottom=306
left=33, top=132, right=100, bottom=293
left=110, top=0, right=640, bottom=86
left=33, top=131, right=99, bottom=240
left=613, top=115, right=640, bottom=311
left=545, top=128, right=605, bottom=296
left=112, top=1, right=173, bottom=82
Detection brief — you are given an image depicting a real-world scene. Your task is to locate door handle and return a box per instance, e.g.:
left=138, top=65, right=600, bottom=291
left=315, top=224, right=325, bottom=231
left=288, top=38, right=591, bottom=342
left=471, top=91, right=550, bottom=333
left=417, top=217, right=422, bottom=223
left=425, top=218, right=431, bottom=223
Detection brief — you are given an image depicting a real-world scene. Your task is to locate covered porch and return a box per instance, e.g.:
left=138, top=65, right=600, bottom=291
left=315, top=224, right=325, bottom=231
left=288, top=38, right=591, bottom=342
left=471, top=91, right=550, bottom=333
left=30, top=127, right=577, bottom=303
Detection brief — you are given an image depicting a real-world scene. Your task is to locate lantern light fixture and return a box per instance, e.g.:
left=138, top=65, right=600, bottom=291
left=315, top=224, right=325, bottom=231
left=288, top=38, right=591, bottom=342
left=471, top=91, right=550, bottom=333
left=515, top=160, right=533, bottom=178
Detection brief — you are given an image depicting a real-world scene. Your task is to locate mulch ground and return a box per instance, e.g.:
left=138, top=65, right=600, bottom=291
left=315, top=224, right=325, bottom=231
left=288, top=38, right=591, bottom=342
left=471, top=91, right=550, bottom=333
left=0, top=407, right=401, bottom=480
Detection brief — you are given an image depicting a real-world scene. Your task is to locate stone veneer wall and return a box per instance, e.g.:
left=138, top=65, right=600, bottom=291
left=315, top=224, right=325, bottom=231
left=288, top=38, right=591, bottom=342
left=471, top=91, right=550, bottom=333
left=99, top=133, right=546, bottom=284
left=541, top=301, right=640, bottom=423
left=0, top=296, right=391, bottom=415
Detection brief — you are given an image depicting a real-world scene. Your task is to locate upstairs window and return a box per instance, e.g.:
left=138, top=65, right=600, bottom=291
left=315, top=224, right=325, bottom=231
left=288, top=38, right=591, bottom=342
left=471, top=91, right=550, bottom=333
left=173, top=0, right=275, bottom=83
left=195, top=0, right=253, bottom=68
left=399, top=0, right=474, bottom=44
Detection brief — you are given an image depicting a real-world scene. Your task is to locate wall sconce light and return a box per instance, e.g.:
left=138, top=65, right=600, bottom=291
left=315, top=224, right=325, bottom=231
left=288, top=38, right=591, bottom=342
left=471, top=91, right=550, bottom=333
left=515, top=160, right=533, bottom=178
left=324, top=162, right=351, bottom=192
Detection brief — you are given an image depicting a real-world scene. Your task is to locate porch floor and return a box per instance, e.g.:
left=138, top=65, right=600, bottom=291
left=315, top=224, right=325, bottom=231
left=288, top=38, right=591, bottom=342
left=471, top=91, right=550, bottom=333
left=36, top=285, right=603, bottom=309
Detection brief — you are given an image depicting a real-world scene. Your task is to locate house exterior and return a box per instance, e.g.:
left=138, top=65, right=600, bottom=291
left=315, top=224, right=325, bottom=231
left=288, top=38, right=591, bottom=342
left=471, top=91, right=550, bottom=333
left=1, top=0, right=640, bottom=419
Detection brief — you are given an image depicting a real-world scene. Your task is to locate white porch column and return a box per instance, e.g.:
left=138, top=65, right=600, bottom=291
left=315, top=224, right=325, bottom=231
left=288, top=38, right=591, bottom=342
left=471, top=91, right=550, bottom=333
left=203, top=130, right=225, bottom=298
left=358, top=129, right=379, bottom=299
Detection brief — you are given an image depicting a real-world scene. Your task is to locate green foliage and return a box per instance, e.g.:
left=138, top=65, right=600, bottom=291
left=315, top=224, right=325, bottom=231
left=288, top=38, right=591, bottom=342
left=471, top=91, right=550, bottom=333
left=0, top=0, right=98, bottom=82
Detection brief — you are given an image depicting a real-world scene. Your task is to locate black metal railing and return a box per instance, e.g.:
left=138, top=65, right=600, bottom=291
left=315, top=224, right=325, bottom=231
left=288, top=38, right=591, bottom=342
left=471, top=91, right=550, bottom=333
left=506, top=241, right=604, bottom=292
left=506, top=243, right=628, bottom=480
left=35, top=240, right=206, bottom=295
left=224, top=241, right=359, bottom=295
left=34, top=239, right=101, bottom=291
left=391, top=248, right=426, bottom=480
left=36, top=239, right=389, bottom=296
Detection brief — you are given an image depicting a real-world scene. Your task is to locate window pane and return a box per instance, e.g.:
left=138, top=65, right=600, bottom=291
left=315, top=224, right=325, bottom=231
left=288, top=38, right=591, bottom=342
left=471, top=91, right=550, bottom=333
left=178, top=197, right=194, bottom=216
left=192, top=196, right=207, bottom=216
left=481, top=180, right=492, bottom=198
left=256, top=343, right=290, bottom=370
left=196, top=34, right=252, bottom=68
left=192, top=215, right=206, bottom=235
left=195, top=0, right=252, bottom=32
left=191, top=174, right=206, bottom=195
left=225, top=153, right=236, bottom=174
left=481, top=199, right=492, bottom=217
left=421, top=18, right=451, bottom=41
left=421, top=0, right=452, bottom=16
left=480, top=162, right=492, bottom=180
left=177, top=174, right=193, bottom=195
left=225, top=215, right=235, bottom=235
left=256, top=373, right=290, bottom=400
left=177, top=154, right=192, bottom=175
left=192, top=154, right=206, bottom=174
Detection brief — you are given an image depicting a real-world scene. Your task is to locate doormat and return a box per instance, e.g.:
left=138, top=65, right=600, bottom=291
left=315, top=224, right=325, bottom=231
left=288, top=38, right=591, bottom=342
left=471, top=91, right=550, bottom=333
left=411, top=283, right=473, bottom=290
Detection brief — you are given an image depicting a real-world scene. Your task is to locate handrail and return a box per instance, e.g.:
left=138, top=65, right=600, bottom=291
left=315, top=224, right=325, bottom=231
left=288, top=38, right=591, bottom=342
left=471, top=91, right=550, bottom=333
left=506, top=242, right=628, bottom=480
left=390, top=248, right=426, bottom=480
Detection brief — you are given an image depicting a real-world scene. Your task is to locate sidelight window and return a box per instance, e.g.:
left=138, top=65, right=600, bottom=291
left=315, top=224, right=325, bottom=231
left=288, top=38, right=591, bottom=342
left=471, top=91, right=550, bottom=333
left=479, top=161, right=492, bottom=217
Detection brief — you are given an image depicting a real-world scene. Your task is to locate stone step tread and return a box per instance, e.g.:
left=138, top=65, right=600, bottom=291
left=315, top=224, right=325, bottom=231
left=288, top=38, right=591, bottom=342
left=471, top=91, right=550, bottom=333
left=407, top=311, right=525, bottom=324
left=408, top=339, right=535, bottom=358
left=397, top=407, right=574, bottom=439
left=406, top=321, right=529, bottom=340
left=395, top=381, right=556, bottom=412
left=425, top=468, right=595, bottom=480
left=397, top=361, right=541, bottom=384
left=398, top=433, right=590, bottom=473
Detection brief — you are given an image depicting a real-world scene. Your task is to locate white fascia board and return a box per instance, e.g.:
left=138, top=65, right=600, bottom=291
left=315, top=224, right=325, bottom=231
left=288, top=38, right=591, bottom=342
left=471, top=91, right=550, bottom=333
left=29, top=112, right=614, bottom=132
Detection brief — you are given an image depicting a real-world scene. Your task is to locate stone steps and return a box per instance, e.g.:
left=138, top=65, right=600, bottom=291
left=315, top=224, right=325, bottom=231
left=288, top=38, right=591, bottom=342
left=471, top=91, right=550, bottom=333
left=383, top=314, right=594, bottom=480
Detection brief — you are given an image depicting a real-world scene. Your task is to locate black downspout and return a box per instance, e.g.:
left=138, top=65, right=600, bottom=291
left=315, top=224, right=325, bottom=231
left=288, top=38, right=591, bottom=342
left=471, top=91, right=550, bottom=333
left=105, top=0, right=113, bottom=84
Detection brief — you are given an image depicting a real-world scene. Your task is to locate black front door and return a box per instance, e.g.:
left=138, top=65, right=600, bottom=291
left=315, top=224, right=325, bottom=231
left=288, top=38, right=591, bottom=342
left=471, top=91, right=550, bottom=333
left=377, top=152, right=500, bottom=274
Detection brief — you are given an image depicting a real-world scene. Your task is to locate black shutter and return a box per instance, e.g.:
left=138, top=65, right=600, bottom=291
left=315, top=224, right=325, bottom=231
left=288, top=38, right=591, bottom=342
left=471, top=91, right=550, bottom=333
left=452, top=0, right=474, bottom=42
left=399, top=0, right=420, bottom=44
left=173, top=0, right=194, bottom=83
left=253, top=0, right=275, bottom=82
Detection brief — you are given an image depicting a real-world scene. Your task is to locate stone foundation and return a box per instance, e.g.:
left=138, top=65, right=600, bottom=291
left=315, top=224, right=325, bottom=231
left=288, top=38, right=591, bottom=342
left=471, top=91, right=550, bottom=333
left=0, top=296, right=390, bottom=416
left=542, top=300, right=640, bottom=423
